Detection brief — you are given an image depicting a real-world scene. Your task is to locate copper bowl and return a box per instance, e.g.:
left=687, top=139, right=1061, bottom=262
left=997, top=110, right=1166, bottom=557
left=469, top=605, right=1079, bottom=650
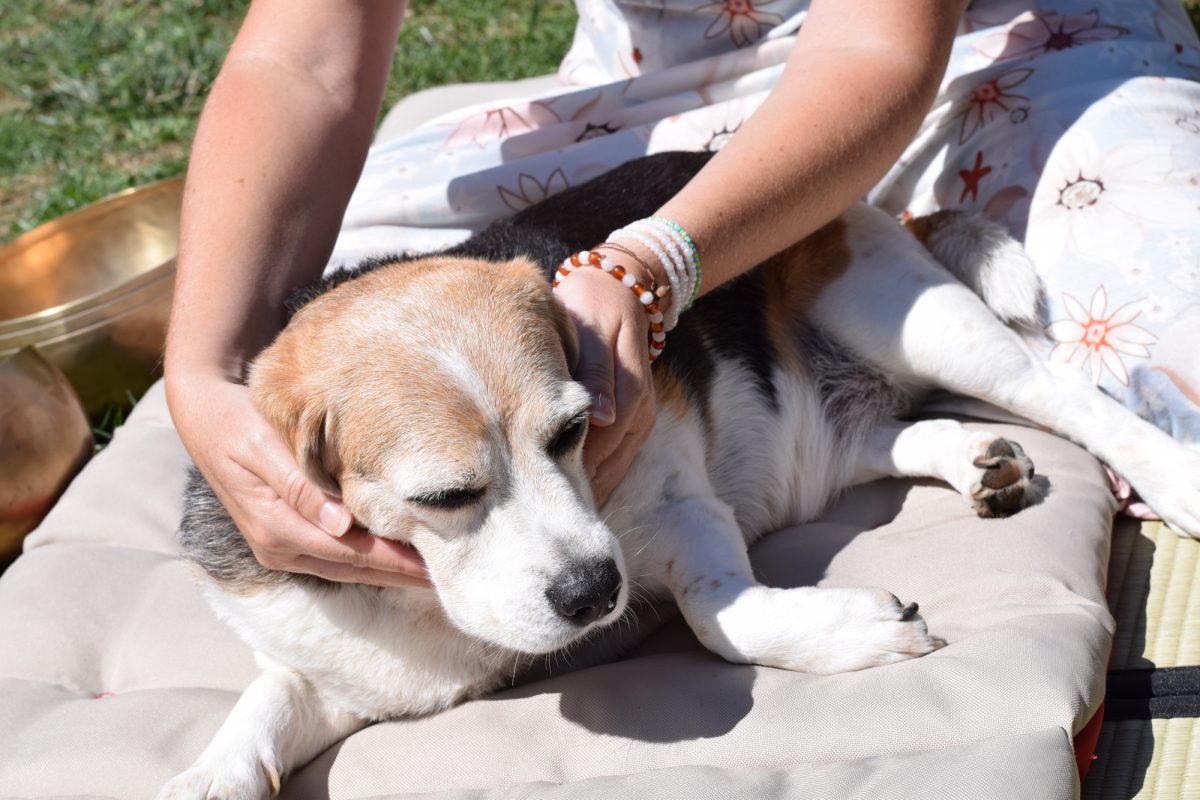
left=0, top=178, right=182, bottom=415
left=0, top=348, right=94, bottom=562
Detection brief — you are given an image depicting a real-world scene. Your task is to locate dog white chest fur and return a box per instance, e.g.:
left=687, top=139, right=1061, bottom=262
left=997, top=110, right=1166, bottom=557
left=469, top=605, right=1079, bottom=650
left=161, top=203, right=1200, bottom=800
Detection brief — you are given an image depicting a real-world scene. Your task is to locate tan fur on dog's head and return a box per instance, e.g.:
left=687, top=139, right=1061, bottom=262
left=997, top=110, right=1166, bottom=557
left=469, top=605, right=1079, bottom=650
left=248, top=256, right=624, bottom=653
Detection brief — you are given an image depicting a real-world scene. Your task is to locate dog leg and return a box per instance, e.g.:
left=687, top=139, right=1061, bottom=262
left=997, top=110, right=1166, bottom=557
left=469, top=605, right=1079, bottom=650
left=853, top=420, right=1042, bottom=517
left=814, top=206, right=1200, bottom=536
left=157, top=661, right=364, bottom=800
left=638, top=495, right=942, bottom=674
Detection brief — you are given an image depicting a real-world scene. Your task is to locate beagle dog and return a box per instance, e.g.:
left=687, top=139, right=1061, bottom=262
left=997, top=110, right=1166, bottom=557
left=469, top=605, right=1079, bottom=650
left=160, top=152, right=1200, bottom=799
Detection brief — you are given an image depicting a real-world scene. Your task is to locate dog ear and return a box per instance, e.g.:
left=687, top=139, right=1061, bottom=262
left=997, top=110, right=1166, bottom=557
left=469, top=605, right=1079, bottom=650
left=549, top=297, right=581, bottom=374
left=288, top=403, right=343, bottom=497
left=248, top=338, right=343, bottom=497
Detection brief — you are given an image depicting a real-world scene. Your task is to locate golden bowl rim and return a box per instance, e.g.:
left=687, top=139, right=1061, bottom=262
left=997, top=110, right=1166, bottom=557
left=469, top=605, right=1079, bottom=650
left=0, top=258, right=176, bottom=337
left=0, top=176, right=184, bottom=329
left=0, top=270, right=175, bottom=358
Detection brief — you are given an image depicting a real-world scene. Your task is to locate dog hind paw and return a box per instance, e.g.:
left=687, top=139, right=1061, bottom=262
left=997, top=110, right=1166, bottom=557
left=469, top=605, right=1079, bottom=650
left=969, top=438, right=1040, bottom=518
left=1126, top=446, right=1200, bottom=539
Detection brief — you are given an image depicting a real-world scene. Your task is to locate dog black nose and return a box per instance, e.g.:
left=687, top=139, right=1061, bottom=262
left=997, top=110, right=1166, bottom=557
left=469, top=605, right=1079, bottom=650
left=545, top=558, right=622, bottom=626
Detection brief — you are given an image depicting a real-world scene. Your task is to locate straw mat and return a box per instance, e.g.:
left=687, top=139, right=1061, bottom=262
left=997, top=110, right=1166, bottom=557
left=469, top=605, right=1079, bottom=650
left=1082, top=519, right=1200, bottom=799
left=1108, top=519, right=1200, bottom=671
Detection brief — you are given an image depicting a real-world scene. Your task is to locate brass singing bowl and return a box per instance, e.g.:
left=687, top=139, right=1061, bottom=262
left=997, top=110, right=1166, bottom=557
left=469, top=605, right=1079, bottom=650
left=0, top=178, right=182, bottom=415
left=0, top=348, right=94, bottom=562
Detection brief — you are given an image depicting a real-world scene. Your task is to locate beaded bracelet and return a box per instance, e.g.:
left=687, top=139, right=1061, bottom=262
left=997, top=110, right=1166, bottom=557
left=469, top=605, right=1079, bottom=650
left=596, top=242, right=669, bottom=301
left=649, top=216, right=701, bottom=307
left=552, top=251, right=668, bottom=361
left=619, top=226, right=686, bottom=331
left=608, top=216, right=701, bottom=323
left=636, top=218, right=699, bottom=311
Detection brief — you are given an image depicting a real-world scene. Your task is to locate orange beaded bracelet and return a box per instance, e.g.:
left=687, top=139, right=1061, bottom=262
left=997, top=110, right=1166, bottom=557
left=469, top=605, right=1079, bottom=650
left=551, top=250, right=669, bottom=361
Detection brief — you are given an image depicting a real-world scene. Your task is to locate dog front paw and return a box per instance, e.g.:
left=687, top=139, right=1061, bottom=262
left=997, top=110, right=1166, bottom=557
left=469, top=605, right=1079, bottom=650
left=157, top=753, right=280, bottom=800
left=749, top=587, right=944, bottom=674
left=969, top=438, right=1041, bottom=518
left=808, top=588, right=945, bottom=674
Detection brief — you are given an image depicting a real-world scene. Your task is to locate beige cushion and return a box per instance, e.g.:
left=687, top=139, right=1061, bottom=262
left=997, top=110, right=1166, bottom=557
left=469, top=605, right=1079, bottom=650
left=0, top=380, right=1115, bottom=798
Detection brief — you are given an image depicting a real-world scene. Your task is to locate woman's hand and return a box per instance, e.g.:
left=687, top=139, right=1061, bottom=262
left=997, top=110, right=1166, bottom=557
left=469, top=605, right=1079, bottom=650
left=166, top=371, right=430, bottom=588
left=553, top=266, right=657, bottom=506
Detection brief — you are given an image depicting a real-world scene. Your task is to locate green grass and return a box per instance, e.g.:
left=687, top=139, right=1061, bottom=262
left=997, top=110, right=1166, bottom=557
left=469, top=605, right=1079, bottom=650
left=0, top=0, right=578, bottom=242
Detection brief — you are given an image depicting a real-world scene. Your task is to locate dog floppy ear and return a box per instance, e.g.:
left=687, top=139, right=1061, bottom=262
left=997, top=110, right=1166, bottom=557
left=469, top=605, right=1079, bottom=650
left=549, top=297, right=580, bottom=374
left=248, top=338, right=343, bottom=497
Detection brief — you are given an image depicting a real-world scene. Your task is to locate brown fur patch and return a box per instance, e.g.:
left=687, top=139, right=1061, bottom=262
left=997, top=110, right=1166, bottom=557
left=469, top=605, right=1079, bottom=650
left=761, top=217, right=852, bottom=314
left=757, top=216, right=852, bottom=368
left=652, top=366, right=691, bottom=419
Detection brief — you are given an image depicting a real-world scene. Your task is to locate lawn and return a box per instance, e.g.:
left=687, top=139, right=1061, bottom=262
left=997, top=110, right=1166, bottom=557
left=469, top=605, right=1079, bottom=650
left=0, top=0, right=578, bottom=242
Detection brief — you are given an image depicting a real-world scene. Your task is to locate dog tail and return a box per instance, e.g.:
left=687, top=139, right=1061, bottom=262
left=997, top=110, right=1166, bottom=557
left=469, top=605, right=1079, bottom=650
left=903, top=210, right=1042, bottom=329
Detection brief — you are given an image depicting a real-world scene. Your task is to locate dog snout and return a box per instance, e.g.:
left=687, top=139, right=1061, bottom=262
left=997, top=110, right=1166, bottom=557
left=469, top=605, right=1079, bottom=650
left=545, top=558, right=622, bottom=626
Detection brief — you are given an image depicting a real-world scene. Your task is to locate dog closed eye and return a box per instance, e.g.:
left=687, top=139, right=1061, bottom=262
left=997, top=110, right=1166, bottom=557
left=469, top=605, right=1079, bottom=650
left=546, top=413, right=589, bottom=459
left=407, top=486, right=487, bottom=511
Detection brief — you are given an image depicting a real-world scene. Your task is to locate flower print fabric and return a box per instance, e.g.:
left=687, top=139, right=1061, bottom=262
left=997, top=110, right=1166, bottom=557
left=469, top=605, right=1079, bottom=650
left=333, top=0, right=1200, bottom=448
left=1046, top=286, right=1158, bottom=386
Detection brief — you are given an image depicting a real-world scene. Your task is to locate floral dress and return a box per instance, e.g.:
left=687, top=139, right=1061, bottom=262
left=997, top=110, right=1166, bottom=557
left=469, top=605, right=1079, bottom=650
left=331, top=0, right=1200, bottom=448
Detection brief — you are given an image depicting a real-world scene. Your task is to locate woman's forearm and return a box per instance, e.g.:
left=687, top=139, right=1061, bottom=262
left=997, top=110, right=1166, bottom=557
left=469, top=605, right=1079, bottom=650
left=656, top=0, right=969, bottom=294
left=165, top=0, right=405, bottom=384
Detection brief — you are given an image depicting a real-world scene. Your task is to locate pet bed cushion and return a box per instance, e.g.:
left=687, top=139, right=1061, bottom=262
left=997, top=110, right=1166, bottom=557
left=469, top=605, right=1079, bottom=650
left=0, top=379, right=1115, bottom=798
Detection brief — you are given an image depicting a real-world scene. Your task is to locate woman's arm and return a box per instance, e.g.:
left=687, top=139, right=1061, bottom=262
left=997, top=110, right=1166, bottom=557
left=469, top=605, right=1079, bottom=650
left=566, top=0, right=970, bottom=501
left=657, top=0, right=968, bottom=286
left=165, top=0, right=429, bottom=586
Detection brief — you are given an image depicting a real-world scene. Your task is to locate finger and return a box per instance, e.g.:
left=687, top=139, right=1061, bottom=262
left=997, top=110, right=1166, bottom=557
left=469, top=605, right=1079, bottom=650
left=335, top=527, right=430, bottom=578
left=289, top=557, right=432, bottom=589
left=573, top=319, right=618, bottom=427
left=589, top=321, right=656, bottom=496
left=583, top=413, right=626, bottom=478
left=612, top=315, right=654, bottom=430
left=238, top=493, right=432, bottom=586
left=591, top=428, right=644, bottom=507
left=273, top=515, right=429, bottom=579
left=241, top=419, right=352, bottom=537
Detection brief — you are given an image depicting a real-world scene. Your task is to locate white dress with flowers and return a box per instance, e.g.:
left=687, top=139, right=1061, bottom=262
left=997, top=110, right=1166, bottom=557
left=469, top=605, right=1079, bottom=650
left=332, top=0, right=1200, bottom=447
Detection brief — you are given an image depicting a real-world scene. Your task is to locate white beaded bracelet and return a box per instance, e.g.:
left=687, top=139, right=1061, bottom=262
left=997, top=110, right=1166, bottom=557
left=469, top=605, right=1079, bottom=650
left=628, top=220, right=691, bottom=302
left=647, top=217, right=701, bottom=308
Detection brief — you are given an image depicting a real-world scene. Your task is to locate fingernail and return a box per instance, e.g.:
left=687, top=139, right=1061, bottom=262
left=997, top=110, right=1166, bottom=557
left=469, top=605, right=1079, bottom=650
left=591, top=394, right=615, bottom=425
left=319, top=501, right=351, bottom=537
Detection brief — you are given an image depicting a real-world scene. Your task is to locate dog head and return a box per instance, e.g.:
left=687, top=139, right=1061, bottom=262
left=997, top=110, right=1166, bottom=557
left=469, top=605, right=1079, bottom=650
left=248, top=256, right=627, bottom=654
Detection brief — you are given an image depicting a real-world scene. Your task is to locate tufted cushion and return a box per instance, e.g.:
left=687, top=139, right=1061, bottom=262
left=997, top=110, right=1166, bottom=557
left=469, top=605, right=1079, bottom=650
left=0, top=380, right=1115, bottom=798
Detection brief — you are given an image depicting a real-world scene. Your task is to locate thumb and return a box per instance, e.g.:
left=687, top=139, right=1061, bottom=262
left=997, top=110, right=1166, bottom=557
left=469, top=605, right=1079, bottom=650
left=254, top=421, right=354, bottom=537
left=285, top=469, right=352, bottom=538
left=575, top=326, right=617, bottom=426
left=314, top=494, right=353, bottom=538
